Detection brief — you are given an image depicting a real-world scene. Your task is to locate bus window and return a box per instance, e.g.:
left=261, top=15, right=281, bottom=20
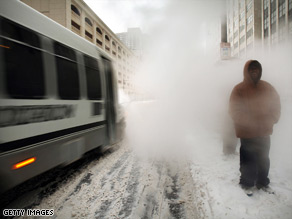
left=54, top=42, right=80, bottom=100
left=0, top=17, right=40, bottom=48
left=84, top=55, right=102, bottom=100
left=1, top=39, right=45, bottom=99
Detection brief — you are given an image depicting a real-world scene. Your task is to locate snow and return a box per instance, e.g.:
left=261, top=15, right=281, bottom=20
left=125, top=96, right=292, bottom=219
left=187, top=99, right=292, bottom=219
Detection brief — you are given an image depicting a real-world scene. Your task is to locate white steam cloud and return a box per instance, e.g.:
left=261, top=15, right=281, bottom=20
left=124, top=0, right=292, bottom=167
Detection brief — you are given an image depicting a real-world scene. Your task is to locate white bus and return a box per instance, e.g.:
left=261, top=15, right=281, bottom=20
left=0, top=0, right=122, bottom=193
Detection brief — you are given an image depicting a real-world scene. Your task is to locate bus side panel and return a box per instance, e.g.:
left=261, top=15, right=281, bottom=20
left=0, top=125, right=106, bottom=193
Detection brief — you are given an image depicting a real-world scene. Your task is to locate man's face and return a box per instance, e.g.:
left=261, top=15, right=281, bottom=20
left=248, top=66, right=261, bottom=83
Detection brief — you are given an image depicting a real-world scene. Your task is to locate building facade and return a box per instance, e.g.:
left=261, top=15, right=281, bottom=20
left=117, top=28, right=145, bottom=59
left=262, top=0, right=292, bottom=49
left=21, top=0, right=137, bottom=96
left=226, top=0, right=292, bottom=57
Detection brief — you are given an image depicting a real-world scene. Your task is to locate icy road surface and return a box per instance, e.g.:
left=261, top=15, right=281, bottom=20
left=1, top=143, right=200, bottom=219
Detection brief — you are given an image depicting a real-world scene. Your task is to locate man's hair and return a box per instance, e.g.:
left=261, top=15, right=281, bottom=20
left=248, top=60, right=262, bottom=72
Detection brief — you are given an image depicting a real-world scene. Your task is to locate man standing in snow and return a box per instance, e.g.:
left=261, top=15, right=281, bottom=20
left=229, top=60, right=281, bottom=193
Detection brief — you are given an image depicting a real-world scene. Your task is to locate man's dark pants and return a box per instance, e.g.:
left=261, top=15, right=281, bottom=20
left=239, top=136, right=271, bottom=188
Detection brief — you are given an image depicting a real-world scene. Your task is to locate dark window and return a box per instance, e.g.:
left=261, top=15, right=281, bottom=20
left=85, top=31, right=92, bottom=39
left=96, top=27, right=102, bottom=35
left=2, top=38, right=45, bottom=99
left=105, top=35, right=110, bottom=41
left=0, top=17, right=40, bottom=48
left=85, top=17, right=92, bottom=26
left=96, top=38, right=102, bottom=46
left=71, top=20, right=80, bottom=30
left=112, top=41, right=116, bottom=46
left=279, top=0, right=286, bottom=18
left=0, top=18, right=44, bottom=99
left=54, top=42, right=79, bottom=100
left=71, top=5, right=80, bottom=16
left=84, top=55, right=102, bottom=100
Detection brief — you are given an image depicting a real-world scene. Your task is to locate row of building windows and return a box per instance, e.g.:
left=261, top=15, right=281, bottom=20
left=71, top=4, right=112, bottom=44
left=246, top=1, right=253, bottom=12
left=70, top=23, right=130, bottom=60
left=247, top=14, right=253, bottom=24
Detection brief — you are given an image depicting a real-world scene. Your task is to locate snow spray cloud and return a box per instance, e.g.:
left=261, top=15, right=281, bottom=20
left=125, top=0, right=292, bottom=163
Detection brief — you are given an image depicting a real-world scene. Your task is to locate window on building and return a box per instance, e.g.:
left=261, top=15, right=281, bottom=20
left=85, top=31, right=92, bottom=39
left=112, top=41, right=116, bottom=47
left=85, top=17, right=92, bottom=27
left=271, top=0, right=276, bottom=23
left=105, top=35, right=110, bottom=41
left=247, top=14, right=253, bottom=25
left=279, top=0, right=286, bottom=18
left=84, top=55, right=102, bottom=100
left=246, top=28, right=253, bottom=38
left=71, top=5, right=80, bottom=16
left=54, top=42, right=80, bottom=100
left=240, top=11, right=245, bottom=21
left=96, top=39, right=102, bottom=46
left=264, top=0, right=269, bottom=9
left=271, top=10, right=277, bottom=24
left=71, top=20, right=80, bottom=31
left=264, top=18, right=269, bottom=29
left=96, top=27, right=102, bottom=35
left=264, top=8, right=269, bottom=29
left=246, top=1, right=253, bottom=12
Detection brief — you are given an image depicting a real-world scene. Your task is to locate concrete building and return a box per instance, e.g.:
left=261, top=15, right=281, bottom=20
left=262, top=0, right=292, bottom=49
left=117, top=28, right=145, bottom=59
left=226, top=0, right=262, bottom=57
left=226, top=0, right=292, bottom=58
left=21, top=0, right=137, bottom=96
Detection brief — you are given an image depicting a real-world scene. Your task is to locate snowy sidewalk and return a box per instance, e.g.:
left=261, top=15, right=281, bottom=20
left=188, top=132, right=292, bottom=218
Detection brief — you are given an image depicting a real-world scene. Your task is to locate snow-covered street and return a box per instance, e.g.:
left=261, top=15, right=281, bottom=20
left=1, top=143, right=199, bottom=219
